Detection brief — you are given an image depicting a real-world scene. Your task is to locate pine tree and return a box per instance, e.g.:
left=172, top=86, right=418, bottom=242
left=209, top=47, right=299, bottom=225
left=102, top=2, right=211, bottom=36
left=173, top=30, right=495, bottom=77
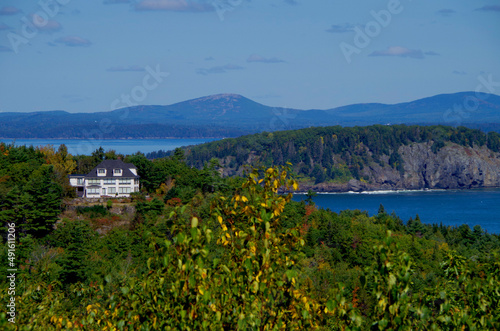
left=21, top=165, right=62, bottom=237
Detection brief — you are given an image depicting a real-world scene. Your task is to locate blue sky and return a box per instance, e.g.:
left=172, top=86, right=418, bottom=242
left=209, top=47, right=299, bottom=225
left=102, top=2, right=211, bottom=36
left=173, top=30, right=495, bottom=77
left=0, top=0, right=499, bottom=113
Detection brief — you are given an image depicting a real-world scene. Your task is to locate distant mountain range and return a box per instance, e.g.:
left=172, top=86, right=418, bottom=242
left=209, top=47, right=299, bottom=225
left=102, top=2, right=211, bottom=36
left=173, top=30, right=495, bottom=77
left=1, top=92, right=500, bottom=139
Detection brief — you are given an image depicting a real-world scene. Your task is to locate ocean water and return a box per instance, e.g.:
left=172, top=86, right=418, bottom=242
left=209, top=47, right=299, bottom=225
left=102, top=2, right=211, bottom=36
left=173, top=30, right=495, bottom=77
left=1, top=138, right=217, bottom=156
left=293, top=189, right=500, bottom=234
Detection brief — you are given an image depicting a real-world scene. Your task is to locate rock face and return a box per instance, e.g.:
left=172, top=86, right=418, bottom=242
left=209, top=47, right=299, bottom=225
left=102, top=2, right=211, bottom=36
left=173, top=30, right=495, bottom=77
left=298, top=142, right=500, bottom=192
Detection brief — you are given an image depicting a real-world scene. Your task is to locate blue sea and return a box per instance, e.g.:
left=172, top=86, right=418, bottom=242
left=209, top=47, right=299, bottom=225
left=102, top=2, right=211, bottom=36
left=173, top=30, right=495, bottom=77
left=3, top=138, right=499, bottom=234
left=293, top=189, right=500, bottom=234
left=1, top=138, right=217, bottom=156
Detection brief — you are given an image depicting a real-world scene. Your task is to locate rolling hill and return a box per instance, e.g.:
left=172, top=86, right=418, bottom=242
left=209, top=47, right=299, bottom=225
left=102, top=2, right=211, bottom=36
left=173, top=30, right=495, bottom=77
left=1, top=92, right=499, bottom=138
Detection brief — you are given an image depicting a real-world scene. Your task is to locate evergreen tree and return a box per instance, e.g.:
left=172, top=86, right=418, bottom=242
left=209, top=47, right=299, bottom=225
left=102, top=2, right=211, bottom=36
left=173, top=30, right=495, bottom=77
left=58, top=221, right=96, bottom=284
left=21, top=165, right=63, bottom=237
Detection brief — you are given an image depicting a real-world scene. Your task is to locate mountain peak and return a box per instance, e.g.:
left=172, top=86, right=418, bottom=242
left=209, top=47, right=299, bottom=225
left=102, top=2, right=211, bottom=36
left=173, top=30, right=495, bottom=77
left=190, top=93, right=246, bottom=104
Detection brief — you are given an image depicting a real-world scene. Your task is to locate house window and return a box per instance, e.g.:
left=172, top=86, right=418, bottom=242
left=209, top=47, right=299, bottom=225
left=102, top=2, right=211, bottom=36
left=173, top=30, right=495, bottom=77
left=77, top=178, right=84, bottom=185
left=98, top=169, right=106, bottom=174
left=87, top=188, right=100, bottom=195
left=87, top=179, right=100, bottom=185
left=108, top=187, right=116, bottom=194
left=119, top=187, right=131, bottom=194
left=104, top=179, right=115, bottom=185
left=113, top=169, right=122, bottom=175
left=119, top=178, right=131, bottom=185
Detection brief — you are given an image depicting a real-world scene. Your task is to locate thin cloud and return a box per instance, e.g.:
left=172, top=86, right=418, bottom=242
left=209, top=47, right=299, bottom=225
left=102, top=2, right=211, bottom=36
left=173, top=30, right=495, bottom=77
left=196, top=64, right=244, bottom=75
left=253, top=94, right=281, bottom=99
left=107, top=65, right=146, bottom=72
left=424, top=51, right=440, bottom=56
left=0, top=23, right=11, bottom=30
left=453, top=70, right=467, bottom=75
left=284, top=0, right=298, bottom=5
left=55, top=36, right=92, bottom=47
left=62, top=94, right=91, bottom=103
left=205, top=56, right=215, bottom=61
left=31, top=14, right=62, bottom=32
left=475, top=5, right=500, bottom=12
left=326, top=23, right=357, bottom=33
left=104, top=0, right=132, bottom=3
left=437, top=9, right=455, bottom=16
left=0, top=45, right=13, bottom=52
left=0, top=6, right=21, bottom=15
left=369, top=46, right=424, bottom=59
left=135, top=0, right=214, bottom=12
left=247, top=54, right=285, bottom=63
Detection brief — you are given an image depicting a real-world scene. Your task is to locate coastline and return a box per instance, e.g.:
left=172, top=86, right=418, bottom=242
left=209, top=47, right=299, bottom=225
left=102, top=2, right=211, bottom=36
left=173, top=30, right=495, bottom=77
left=291, top=184, right=500, bottom=195
left=0, top=137, right=225, bottom=140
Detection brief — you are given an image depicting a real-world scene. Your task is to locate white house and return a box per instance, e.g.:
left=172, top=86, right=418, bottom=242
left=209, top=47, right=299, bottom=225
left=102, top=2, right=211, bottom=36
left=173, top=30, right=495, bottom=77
left=69, top=160, right=140, bottom=198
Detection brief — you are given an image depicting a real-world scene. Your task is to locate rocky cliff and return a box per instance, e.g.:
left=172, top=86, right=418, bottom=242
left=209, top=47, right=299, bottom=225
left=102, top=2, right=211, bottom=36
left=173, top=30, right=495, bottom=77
left=298, top=142, right=500, bottom=192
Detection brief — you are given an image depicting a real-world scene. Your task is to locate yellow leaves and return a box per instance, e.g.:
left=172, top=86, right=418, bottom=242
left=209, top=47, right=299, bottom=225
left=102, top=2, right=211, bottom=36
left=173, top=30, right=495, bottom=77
left=217, top=216, right=223, bottom=225
left=191, top=217, right=199, bottom=228
left=0, top=144, right=9, bottom=156
left=252, top=280, right=259, bottom=293
left=378, top=297, right=387, bottom=311
left=292, top=181, right=298, bottom=191
left=273, top=179, right=279, bottom=189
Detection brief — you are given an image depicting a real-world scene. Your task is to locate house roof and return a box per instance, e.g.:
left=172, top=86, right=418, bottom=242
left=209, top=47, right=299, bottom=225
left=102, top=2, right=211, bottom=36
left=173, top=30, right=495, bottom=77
left=85, top=159, right=140, bottom=179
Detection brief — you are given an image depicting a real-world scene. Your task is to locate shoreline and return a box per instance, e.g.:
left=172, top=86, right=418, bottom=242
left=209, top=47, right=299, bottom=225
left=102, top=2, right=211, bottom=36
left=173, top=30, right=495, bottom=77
left=0, top=137, right=225, bottom=140
left=291, top=186, right=500, bottom=195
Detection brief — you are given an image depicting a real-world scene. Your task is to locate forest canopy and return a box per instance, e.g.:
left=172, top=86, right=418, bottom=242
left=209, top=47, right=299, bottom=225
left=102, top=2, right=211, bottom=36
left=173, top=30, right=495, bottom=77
left=1, top=131, right=499, bottom=329
left=147, top=125, right=500, bottom=184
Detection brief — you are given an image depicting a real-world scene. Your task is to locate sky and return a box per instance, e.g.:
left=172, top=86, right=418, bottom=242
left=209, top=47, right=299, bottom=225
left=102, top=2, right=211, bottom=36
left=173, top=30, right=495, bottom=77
left=0, top=0, right=499, bottom=113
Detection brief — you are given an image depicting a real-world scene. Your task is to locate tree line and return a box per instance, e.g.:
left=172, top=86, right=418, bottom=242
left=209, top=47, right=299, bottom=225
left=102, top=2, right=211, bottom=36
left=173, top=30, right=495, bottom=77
left=146, top=124, right=500, bottom=184
left=0, top=139, right=499, bottom=329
